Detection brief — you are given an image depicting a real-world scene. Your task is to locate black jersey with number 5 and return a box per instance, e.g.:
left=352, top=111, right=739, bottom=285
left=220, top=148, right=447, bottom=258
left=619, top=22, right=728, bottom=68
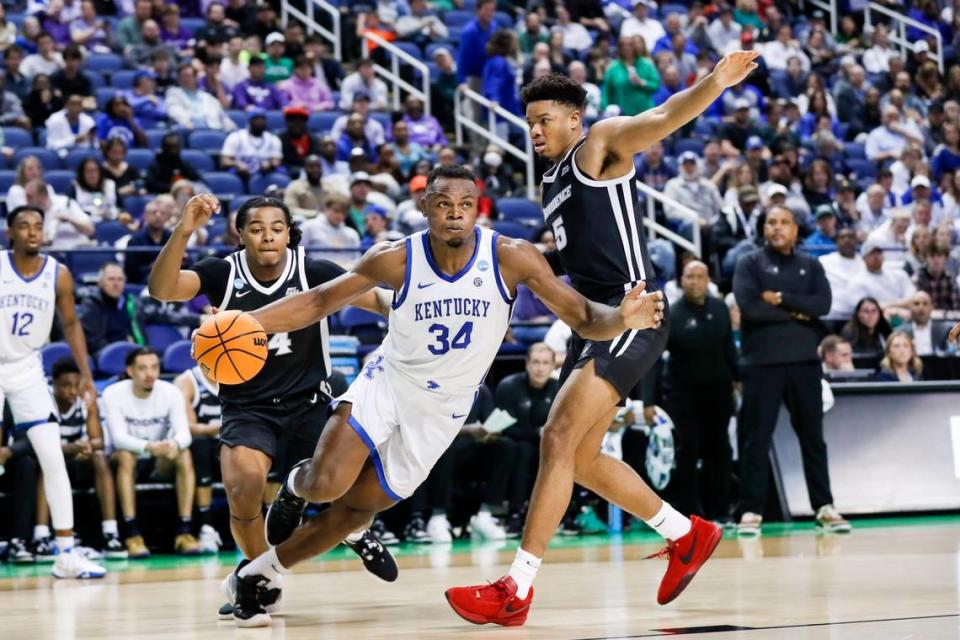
left=540, top=137, right=657, bottom=304
left=190, top=247, right=344, bottom=406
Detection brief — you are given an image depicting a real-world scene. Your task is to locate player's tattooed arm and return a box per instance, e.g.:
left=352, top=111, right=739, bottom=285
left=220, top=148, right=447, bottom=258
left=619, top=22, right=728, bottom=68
left=251, top=241, right=406, bottom=333
left=579, top=51, right=760, bottom=178
left=496, top=237, right=664, bottom=340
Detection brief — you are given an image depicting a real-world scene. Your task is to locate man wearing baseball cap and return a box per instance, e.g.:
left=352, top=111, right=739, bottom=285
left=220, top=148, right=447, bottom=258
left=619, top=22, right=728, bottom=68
left=663, top=151, right=725, bottom=238
left=264, top=32, right=293, bottom=84
left=280, top=105, right=321, bottom=171
left=395, top=175, right=430, bottom=234
left=232, top=56, right=287, bottom=111
left=285, top=154, right=326, bottom=220
left=720, top=95, right=763, bottom=151
left=849, top=235, right=916, bottom=314
left=802, top=205, right=839, bottom=257
left=221, top=107, right=283, bottom=183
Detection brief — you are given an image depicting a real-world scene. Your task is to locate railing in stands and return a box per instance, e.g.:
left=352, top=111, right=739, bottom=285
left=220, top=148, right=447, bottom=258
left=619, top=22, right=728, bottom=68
left=280, top=0, right=342, bottom=61
left=361, top=32, right=431, bottom=115
left=863, top=2, right=944, bottom=74
left=798, top=0, right=838, bottom=36
left=635, top=181, right=702, bottom=259
left=454, top=85, right=536, bottom=200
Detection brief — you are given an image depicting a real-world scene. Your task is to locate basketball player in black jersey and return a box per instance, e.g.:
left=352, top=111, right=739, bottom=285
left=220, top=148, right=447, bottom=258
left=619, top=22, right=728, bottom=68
left=447, top=51, right=761, bottom=625
left=149, top=195, right=397, bottom=617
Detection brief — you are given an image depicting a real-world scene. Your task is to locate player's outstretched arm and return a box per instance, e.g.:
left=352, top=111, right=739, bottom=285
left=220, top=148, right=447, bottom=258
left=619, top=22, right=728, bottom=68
left=148, top=194, right=220, bottom=301
left=56, top=264, right=96, bottom=402
left=584, top=51, right=759, bottom=160
left=250, top=241, right=406, bottom=334
left=498, top=237, right=664, bottom=341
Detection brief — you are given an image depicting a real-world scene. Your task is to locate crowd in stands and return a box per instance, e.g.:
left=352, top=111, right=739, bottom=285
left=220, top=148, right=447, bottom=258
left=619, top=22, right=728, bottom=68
left=5, top=0, right=960, bottom=554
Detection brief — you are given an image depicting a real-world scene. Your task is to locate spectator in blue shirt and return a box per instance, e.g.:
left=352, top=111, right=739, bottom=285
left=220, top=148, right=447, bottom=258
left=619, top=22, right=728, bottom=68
left=456, top=0, right=496, bottom=85
left=482, top=30, right=522, bottom=134
left=336, top=112, right=377, bottom=162
left=360, top=205, right=390, bottom=250
left=126, top=70, right=167, bottom=130
left=931, top=122, right=960, bottom=182
left=803, top=205, right=838, bottom=257
left=97, top=95, right=147, bottom=148
left=652, top=64, right=685, bottom=106
left=635, top=141, right=676, bottom=192
left=232, top=55, right=286, bottom=110
left=652, top=12, right=698, bottom=57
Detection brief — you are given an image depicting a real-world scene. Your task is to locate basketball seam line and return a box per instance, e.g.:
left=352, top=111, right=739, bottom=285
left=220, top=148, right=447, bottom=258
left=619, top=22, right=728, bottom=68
left=213, top=314, right=244, bottom=382
left=194, top=329, right=266, bottom=361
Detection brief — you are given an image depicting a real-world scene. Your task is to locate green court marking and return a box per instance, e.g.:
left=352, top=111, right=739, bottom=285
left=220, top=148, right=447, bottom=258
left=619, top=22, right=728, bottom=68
left=3, top=515, right=958, bottom=580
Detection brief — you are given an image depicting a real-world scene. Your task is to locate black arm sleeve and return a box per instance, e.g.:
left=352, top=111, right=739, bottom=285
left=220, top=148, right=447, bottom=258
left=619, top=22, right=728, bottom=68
left=305, top=258, right=347, bottom=288
left=187, top=257, right=231, bottom=306
left=542, top=250, right=566, bottom=276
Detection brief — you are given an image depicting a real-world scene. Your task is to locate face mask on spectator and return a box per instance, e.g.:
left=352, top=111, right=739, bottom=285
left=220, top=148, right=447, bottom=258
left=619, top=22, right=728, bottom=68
left=483, top=152, right=502, bottom=168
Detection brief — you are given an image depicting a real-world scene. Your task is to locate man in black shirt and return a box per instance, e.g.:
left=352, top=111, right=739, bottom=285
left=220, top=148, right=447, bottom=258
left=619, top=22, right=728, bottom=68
left=144, top=133, right=203, bottom=194
left=50, top=46, right=93, bottom=107
left=665, top=261, right=737, bottom=521
left=124, top=200, right=173, bottom=284
left=732, top=206, right=849, bottom=536
left=79, top=262, right=143, bottom=353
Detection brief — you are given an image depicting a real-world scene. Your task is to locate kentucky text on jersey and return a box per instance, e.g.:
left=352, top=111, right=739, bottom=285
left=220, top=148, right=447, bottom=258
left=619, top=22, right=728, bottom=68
left=0, top=293, right=53, bottom=312
left=414, top=298, right=492, bottom=322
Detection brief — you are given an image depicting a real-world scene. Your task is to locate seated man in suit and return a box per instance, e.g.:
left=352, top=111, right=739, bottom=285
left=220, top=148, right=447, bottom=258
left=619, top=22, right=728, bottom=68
left=902, top=291, right=950, bottom=356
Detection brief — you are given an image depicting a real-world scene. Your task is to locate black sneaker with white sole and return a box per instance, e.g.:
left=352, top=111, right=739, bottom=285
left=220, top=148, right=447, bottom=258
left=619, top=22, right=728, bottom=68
left=265, top=460, right=309, bottom=546
left=103, top=533, right=128, bottom=559
left=233, top=573, right=272, bottom=628
left=7, top=538, right=34, bottom=564
left=344, top=529, right=399, bottom=582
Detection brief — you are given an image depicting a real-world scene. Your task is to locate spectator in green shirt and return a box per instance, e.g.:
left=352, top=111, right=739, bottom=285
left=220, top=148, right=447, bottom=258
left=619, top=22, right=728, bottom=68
left=263, top=32, right=293, bottom=84
left=518, top=12, right=549, bottom=54
left=601, top=35, right=660, bottom=117
left=734, top=0, right=764, bottom=32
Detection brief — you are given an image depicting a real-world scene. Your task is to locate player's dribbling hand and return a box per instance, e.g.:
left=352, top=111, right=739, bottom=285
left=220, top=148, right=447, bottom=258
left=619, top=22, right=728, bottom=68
left=179, top=193, right=221, bottom=235
left=620, top=282, right=665, bottom=330
left=713, top=50, right=761, bottom=88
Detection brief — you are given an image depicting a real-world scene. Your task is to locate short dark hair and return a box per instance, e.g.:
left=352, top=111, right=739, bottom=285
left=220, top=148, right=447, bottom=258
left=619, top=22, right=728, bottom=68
left=5, top=44, right=24, bottom=58
left=52, top=357, right=81, bottom=380
left=520, top=73, right=587, bottom=111
left=235, top=197, right=302, bottom=249
left=7, top=205, right=44, bottom=226
left=819, top=334, right=850, bottom=357
left=63, top=44, right=84, bottom=61
left=36, top=31, right=54, bottom=42
left=426, top=164, right=476, bottom=190
left=125, top=346, right=160, bottom=367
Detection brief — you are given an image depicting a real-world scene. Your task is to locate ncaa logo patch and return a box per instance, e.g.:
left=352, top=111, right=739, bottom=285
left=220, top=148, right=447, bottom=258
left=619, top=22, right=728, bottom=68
left=561, top=165, right=570, bottom=176
left=233, top=277, right=245, bottom=290
left=477, top=260, right=490, bottom=272
left=474, top=277, right=483, bottom=287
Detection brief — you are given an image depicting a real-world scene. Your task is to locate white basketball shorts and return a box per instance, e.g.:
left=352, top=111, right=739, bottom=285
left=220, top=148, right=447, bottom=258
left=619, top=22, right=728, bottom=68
left=0, top=353, right=56, bottom=429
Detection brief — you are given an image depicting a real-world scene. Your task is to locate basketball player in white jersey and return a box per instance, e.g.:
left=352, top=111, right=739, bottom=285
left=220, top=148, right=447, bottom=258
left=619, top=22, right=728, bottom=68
left=218, top=165, right=665, bottom=627
left=0, top=206, right=106, bottom=579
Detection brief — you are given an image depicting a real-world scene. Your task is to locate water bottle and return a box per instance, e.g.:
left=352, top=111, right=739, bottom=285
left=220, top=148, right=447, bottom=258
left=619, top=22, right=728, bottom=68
left=608, top=504, right=622, bottom=534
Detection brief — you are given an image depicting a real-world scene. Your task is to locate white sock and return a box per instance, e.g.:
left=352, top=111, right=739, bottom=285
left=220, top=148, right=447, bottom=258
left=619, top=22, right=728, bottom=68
left=27, top=422, right=74, bottom=531
left=643, top=501, right=692, bottom=541
left=344, top=530, right=364, bottom=544
left=507, top=547, right=541, bottom=599
left=56, top=536, right=74, bottom=552
left=239, top=547, right=291, bottom=587
left=102, top=520, right=119, bottom=537
left=34, top=524, right=51, bottom=541
left=285, top=466, right=302, bottom=497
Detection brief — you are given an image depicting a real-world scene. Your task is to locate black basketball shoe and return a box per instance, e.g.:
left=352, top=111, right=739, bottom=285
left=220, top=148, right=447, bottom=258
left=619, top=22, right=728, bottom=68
left=233, top=573, right=271, bottom=628
left=265, top=459, right=309, bottom=546
left=344, top=529, right=399, bottom=582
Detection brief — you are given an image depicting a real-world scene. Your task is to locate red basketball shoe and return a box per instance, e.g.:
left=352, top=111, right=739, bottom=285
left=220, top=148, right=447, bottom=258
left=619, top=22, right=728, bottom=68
left=445, top=576, right=534, bottom=626
left=653, top=515, right=722, bottom=605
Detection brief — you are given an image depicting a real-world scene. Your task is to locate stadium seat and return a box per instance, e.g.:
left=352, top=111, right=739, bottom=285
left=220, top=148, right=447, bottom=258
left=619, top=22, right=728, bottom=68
left=125, top=148, right=155, bottom=171
left=843, top=142, right=867, bottom=159
left=425, top=43, right=451, bottom=61
left=162, top=340, right=194, bottom=373
left=339, top=307, right=387, bottom=344
left=0, top=170, right=16, bottom=195
left=226, top=110, right=248, bottom=129
left=64, top=148, right=103, bottom=170
left=204, top=172, right=245, bottom=197
left=442, top=10, right=472, bottom=27
left=181, top=149, right=216, bottom=172
left=14, top=147, right=62, bottom=170
left=208, top=216, right=228, bottom=240
left=370, top=112, right=392, bottom=133
left=494, top=11, right=512, bottom=29
left=498, top=198, right=541, bottom=223
left=674, top=138, right=705, bottom=156
left=97, top=341, right=139, bottom=376
left=86, top=71, right=104, bottom=89
left=393, top=41, right=423, bottom=61
left=660, top=3, right=687, bottom=16
left=845, top=158, right=877, bottom=179
left=146, top=324, right=184, bottom=353
left=94, top=221, right=130, bottom=245
left=265, top=110, right=286, bottom=132
left=3, top=126, right=33, bottom=148
left=123, top=195, right=150, bottom=218
left=111, top=70, right=138, bottom=89
left=145, top=129, right=169, bottom=149
left=307, top=111, right=340, bottom=134
left=96, top=87, right=121, bottom=110
left=180, top=17, right=204, bottom=35
left=189, top=130, right=228, bottom=152
left=123, top=283, right=145, bottom=297
left=229, top=194, right=258, bottom=212
left=45, top=170, right=75, bottom=193
left=248, top=172, right=291, bottom=194
left=86, top=53, right=124, bottom=72
left=65, top=248, right=119, bottom=280
left=41, top=342, right=71, bottom=376
left=493, top=221, right=531, bottom=239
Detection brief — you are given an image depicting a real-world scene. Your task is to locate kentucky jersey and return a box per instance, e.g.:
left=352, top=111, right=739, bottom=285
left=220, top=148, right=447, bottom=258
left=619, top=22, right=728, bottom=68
left=53, top=395, right=86, bottom=443
left=187, top=366, right=221, bottom=426
left=204, top=247, right=332, bottom=405
left=0, top=250, right=58, bottom=364
left=384, top=227, right=514, bottom=395
left=540, top=137, right=657, bottom=304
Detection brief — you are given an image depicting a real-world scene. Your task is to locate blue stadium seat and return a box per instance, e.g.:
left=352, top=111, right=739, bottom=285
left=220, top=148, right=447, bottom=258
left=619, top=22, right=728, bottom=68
left=204, top=172, right=245, bottom=197
left=14, top=147, right=62, bottom=170
left=86, top=71, right=104, bottom=89
left=41, top=342, right=71, bottom=376
left=674, top=138, right=705, bottom=156
left=180, top=17, right=204, bottom=35
left=96, top=87, right=121, bottom=110
left=425, top=43, right=451, bottom=61
left=45, top=170, right=75, bottom=193
left=693, top=118, right=716, bottom=137
left=226, top=110, right=248, bottom=129
left=443, top=10, right=472, bottom=27
left=494, top=11, right=512, bottom=29
left=145, top=129, right=169, bottom=149
left=124, top=195, right=150, bottom=218
left=189, top=130, right=228, bottom=152
left=64, top=148, right=103, bottom=170
left=393, top=41, right=423, bottom=61
left=265, top=110, right=285, bottom=132
left=111, top=70, right=138, bottom=89
left=843, top=142, right=866, bottom=159
left=162, top=340, right=194, bottom=373
left=370, top=112, right=392, bottom=133
left=229, top=194, right=258, bottom=212
left=125, top=148, right=155, bottom=171
left=494, top=221, right=531, bottom=239
left=94, top=221, right=130, bottom=245
left=64, top=248, right=118, bottom=280
left=330, top=356, right=359, bottom=379
left=146, top=324, right=184, bottom=353
left=3, top=126, right=33, bottom=148
left=498, top=198, right=541, bottom=223
left=339, top=307, right=387, bottom=344
left=845, top=158, right=877, bottom=179
left=97, top=341, right=139, bottom=376
left=660, top=3, right=687, bottom=16
left=307, top=111, right=340, bottom=134
left=249, top=172, right=291, bottom=195
left=0, top=169, right=16, bottom=194
left=124, top=283, right=145, bottom=297
left=86, top=53, right=124, bottom=72
left=181, top=149, right=216, bottom=172
left=207, top=216, right=228, bottom=241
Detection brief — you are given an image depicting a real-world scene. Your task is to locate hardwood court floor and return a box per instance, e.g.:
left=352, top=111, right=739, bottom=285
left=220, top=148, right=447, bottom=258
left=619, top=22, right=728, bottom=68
left=2, top=516, right=958, bottom=639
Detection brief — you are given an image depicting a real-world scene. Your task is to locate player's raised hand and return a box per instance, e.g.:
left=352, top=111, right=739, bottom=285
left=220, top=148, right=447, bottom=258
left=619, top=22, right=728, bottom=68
left=178, top=193, right=221, bottom=235
left=620, top=282, right=665, bottom=330
left=948, top=322, right=960, bottom=347
left=713, top=50, right=760, bottom=88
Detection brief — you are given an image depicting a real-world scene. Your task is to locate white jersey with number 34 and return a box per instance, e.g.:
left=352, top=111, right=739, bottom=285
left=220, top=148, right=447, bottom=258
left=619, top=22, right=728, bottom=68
left=0, top=250, right=58, bottom=364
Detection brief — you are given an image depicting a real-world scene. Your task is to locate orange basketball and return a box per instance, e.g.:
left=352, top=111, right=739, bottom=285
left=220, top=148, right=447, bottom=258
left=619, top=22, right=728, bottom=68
left=193, top=310, right=268, bottom=385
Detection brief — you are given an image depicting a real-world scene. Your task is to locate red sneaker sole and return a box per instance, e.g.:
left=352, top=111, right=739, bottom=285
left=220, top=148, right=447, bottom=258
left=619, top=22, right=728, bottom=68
left=445, top=591, right=529, bottom=627
left=657, top=525, right=723, bottom=605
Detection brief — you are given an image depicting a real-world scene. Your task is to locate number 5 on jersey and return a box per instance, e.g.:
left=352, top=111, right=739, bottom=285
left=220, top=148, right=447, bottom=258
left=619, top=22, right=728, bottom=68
left=268, top=332, right=293, bottom=356
left=551, top=217, right=567, bottom=250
